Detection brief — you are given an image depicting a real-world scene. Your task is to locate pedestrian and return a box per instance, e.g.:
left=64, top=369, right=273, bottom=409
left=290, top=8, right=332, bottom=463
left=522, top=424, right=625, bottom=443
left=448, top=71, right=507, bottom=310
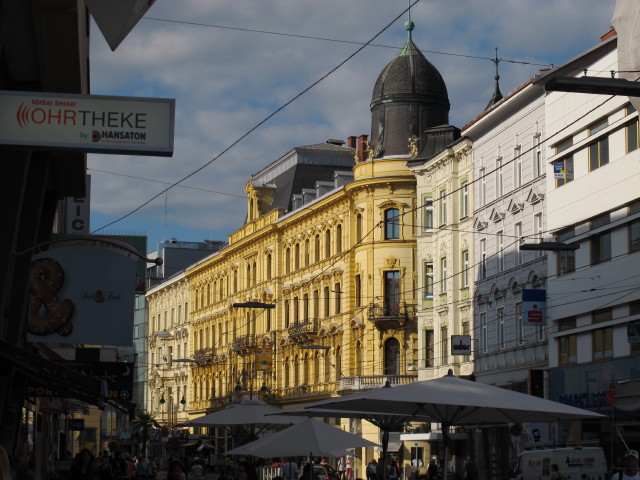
left=283, top=458, right=299, bottom=480
left=236, top=461, right=259, bottom=480
left=137, top=454, right=149, bottom=480
left=10, top=454, right=36, bottom=480
left=464, top=457, right=477, bottom=480
left=301, top=462, right=313, bottom=480
left=148, top=458, right=158, bottom=479
left=427, top=459, right=438, bottom=480
left=389, top=459, right=399, bottom=480
left=190, top=457, right=204, bottom=480
left=345, top=458, right=353, bottom=480
left=98, top=454, right=115, bottom=480
left=366, top=460, right=378, bottom=480
left=550, top=464, right=567, bottom=480
left=0, top=446, right=10, bottom=480
left=337, top=457, right=346, bottom=480
left=70, top=449, right=98, bottom=480
left=610, top=450, right=640, bottom=480
left=167, top=459, right=189, bottom=480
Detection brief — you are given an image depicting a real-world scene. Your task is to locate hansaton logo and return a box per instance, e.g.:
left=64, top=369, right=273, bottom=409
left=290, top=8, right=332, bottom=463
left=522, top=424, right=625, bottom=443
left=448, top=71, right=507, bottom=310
left=92, top=131, right=101, bottom=142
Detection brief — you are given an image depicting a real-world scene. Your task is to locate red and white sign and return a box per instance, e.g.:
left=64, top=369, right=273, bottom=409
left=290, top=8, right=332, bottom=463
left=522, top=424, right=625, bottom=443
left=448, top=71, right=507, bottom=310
left=0, top=90, right=174, bottom=156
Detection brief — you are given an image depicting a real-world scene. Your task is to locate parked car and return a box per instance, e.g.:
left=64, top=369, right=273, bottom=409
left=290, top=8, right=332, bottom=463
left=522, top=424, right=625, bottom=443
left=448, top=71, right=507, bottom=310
left=298, top=464, right=340, bottom=480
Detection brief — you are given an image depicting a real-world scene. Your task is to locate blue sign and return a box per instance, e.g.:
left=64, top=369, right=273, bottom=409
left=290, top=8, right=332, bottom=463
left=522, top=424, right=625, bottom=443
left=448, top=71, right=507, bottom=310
left=522, top=289, right=546, bottom=326
left=70, top=419, right=85, bottom=431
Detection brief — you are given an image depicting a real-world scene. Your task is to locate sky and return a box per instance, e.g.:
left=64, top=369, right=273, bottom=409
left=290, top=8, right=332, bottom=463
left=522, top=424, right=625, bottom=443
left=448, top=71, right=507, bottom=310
left=87, top=0, right=615, bottom=253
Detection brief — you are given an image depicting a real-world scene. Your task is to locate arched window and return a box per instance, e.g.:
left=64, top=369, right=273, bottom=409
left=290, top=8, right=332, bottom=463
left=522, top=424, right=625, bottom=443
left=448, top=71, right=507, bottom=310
left=356, top=213, right=363, bottom=242
left=384, top=337, right=400, bottom=375
left=355, top=340, right=363, bottom=375
left=246, top=264, right=251, bottom=288
left=266, top=253, right=272, bottom=279
left=385, top=208, right=400, bottom=240
left=285, top=248, right=291, bottom=274
left=315, top=234, right=321, bottom=262
left=336, top=224, right=342, bottom=253
left=295, top=243, right=300, bottom=270
left=252, top=261, right=257, bottom=285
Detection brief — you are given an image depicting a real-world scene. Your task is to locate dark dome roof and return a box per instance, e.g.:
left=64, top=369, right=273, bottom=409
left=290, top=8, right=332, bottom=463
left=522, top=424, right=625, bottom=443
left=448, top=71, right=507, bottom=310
left=372, top=39, right=449, bottom=104
left=369, top=36, right=450, bottom=158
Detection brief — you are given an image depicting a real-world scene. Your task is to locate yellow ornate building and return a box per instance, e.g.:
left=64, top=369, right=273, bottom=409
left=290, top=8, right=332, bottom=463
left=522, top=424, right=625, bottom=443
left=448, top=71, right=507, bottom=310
left=146, top=19, right=457, bottom=470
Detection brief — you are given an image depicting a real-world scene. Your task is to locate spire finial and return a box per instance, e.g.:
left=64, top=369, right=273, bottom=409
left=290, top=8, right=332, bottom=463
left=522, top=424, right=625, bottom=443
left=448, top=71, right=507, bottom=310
left=485, top=47, right=503, bottom=110
left=404, top=0, right=414, bottom=41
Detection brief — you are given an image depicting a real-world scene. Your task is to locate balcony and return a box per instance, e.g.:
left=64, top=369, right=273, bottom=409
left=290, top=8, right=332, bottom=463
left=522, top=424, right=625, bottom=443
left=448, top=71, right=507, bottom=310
left=338, top=374, right=418, bottom=393
left=287, top=319, right=319, bottom=340
left=231, top=334, right=258, bottom=354
left=367, top=302, right=417, bottom=329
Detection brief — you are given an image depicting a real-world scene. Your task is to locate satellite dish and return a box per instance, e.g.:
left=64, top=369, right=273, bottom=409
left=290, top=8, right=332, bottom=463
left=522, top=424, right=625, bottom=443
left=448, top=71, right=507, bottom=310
left=612, top=0, right=640, bottom=110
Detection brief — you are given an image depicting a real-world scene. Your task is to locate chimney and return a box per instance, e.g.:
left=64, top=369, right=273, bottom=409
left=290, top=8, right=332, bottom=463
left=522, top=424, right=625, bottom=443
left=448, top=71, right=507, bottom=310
left=356, top=134, right=368, bottom=163
left=347, top=136, right=357, bottom=148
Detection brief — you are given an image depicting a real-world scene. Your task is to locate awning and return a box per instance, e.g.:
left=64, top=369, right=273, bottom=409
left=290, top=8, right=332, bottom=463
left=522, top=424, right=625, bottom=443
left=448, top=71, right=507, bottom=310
left=377, top=441, right=402, bottom=452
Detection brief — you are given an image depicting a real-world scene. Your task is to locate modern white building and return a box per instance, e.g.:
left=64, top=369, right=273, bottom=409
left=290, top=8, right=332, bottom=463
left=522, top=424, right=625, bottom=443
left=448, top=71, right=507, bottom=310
left=462, top=75, right=549, bottom=392
left=536, top=35, right=640, bottom=447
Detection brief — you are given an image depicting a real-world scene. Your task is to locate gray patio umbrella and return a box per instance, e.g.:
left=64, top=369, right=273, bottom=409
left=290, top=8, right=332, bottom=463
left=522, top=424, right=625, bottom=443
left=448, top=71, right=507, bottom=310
left=179, top=399, right=299, bottom=427
left=226, top=417, right=378, bottom=458
left=298, top=371, right=607, bottom=480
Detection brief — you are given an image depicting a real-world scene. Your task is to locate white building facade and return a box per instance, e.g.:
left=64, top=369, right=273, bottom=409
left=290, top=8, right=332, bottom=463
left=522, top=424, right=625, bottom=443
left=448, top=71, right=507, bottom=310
left=463, top=78, right=549, bottom=392
left=538, top=37, right=640, bottom=439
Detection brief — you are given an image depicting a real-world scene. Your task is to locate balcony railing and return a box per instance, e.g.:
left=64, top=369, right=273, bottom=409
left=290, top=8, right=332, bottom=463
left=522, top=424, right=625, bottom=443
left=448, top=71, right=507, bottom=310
left=367, top=303, right=417, bottom=329
left=288, top=319, right=319, bottom=338
left=231, top=334, right=258, bottom=352
left=338, top=374, right=418, bottom=392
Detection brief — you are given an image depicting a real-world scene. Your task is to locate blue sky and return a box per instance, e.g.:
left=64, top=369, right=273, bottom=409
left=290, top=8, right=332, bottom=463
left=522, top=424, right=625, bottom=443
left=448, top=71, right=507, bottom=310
left=87, top=0, right=614, bottom=253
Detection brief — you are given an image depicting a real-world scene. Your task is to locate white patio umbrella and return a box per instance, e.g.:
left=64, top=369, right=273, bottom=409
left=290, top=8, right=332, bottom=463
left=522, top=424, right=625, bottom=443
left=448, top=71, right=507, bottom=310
left=299, top=371, right=607, bottom=480
left=226, top=417, right=378, bottom=458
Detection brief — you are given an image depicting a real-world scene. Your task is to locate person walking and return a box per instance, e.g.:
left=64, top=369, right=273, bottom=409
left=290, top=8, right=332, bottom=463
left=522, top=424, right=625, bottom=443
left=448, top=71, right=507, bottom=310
left=70, top=449, right=98, bottom=480
left=610, top=450, right=640, bottom=480
left=337, top=457, right=346, bottom=480
left=283, top=458, right=299, bottom=480
left=366, top=460, right=378, bottom=480
left=463, top=457, right=477, bottom=480
left=345, top=458, right=353, bottom=480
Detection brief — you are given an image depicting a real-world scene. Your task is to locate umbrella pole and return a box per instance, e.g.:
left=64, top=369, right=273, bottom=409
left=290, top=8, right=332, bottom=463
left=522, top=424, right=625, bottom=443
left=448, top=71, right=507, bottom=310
left=382, top=428, right=389, bottom=480
left=442, top=424, right=451, bottom=480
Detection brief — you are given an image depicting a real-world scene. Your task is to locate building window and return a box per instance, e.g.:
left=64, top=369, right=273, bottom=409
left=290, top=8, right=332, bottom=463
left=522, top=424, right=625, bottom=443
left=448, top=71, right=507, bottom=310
left=630, top=219, right=640, bottom=252
left=385, top=208, right=400, bottom=240
left=589, top=118, right=608, bottom=135
left=592, top=307, right=613, bottom=324
left=294, top=244, right=300, bottom=270
left=304, top=239, right=310, bottom=267
left=285, top=248, right=291, bottom=274
left=323, top=286, right=330, bottom=317
left=557, top=227, right=576, bottom=275
left=439, top=189, right=447, bottom=226
left=515, top=222, right=523, bottom=266
left=336, top=224, right=342, bottom=254
left=533, top=133, right=542, bottom=177
left=515, top=302, right=523, bottom=345
left=266, top=253, right=272, bottom=279
left=334, top=282, right=341, bottom=314
left=423, top=198, right=433, bottom=231
left=293, top=297, right=299, bottom=323
left=497, top=231, right=504, bottom=272
left=555, top=138, right=574, bottom=187
left=534, top=212, right=544, bottom=258
left=497, top=307, right=505, bottom=350
left=626, top=106, right=638, bottom=152
left=480, top=313, right=488, bottom=353
left=325, top=229, right=331, bottom=258
left=480, top=238, right=487, bottom=279
left=591, top=231, right=611, bottom=265
left=284, top=299, right=290, bottom=328
left=559, top=334, right=577, bottom=365
left=592, top=327, right=613, bottom=361
left=440, top=326, right=448, bottom=364
left=356, top=213, right=363, bottom=242
left=496, top=157, right=503, bottom=197
left=424, top=262, right=434, bottom=298
left=461, top=182, right=469, bottom=219
left=461, top=250, right=469, bottom=288
left=315, top=234, right=320, bottom=262
left=514, top=145, right=522, bottom=188
left=424, top=329, right=434, bottom=367
left=440, top=257, right=447, bottom=294
left=479, top=167, right=486, bottom=206
left=589, top=136, right=609, bottom=171
left=355, top=275, right=362, bottom=307
left=384, top=270, right=401, bottom=316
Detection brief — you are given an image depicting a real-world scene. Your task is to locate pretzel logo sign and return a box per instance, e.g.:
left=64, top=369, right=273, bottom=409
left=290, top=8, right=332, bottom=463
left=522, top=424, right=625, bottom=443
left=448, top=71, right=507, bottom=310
left=28, top=258, right=75, bottom=336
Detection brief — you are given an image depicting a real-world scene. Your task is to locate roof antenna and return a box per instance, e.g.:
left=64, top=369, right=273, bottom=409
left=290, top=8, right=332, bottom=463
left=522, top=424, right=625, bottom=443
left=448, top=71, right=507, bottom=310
left=405, top=0, right=415, bottom=41
left=485, top=47, right=503, bottom=109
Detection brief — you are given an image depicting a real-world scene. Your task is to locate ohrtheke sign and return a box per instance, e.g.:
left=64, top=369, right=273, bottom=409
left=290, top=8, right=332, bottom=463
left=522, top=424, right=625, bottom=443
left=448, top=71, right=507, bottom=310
left=0, top=90, right=175, bottom=156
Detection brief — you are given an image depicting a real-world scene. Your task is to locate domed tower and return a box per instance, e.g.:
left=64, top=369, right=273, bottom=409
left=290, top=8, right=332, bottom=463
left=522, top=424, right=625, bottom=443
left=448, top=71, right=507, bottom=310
left=369, top=19, right=450, bottom=158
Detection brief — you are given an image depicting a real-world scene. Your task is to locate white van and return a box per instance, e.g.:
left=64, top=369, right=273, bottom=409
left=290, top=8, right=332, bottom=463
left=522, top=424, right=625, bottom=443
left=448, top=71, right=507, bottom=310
left=515, top=447, right=607, bottom=480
